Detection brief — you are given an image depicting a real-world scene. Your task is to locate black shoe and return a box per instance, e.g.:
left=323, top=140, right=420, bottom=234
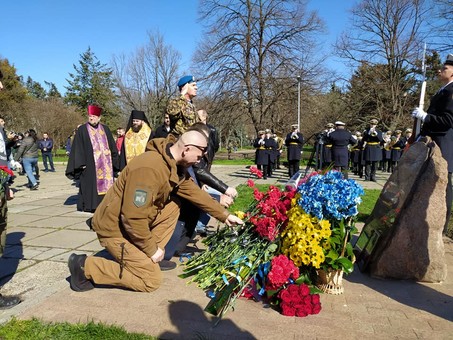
left=30, top=183, right=39, bottom=190
left=159, top=260, right=176, bottom=271
left=68, top=253, right=94, bottom=292
left=50, top=169, right=56, bottom=172
left=43, top=169, right=49, bottom=172
left=0, top=294, right=21, bottom=309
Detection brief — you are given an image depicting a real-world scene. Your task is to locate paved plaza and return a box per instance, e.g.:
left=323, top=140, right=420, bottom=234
left=0, top=163, right=452, bottom=339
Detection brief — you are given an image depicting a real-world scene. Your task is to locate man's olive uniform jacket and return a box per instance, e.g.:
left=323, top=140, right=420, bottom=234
left=92, top=135, right=228, bottom=258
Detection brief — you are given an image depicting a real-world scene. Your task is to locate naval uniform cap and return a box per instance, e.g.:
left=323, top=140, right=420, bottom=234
left=444, top=54, right=453, bottom=66
left=335, top=121, right=345, bottom=126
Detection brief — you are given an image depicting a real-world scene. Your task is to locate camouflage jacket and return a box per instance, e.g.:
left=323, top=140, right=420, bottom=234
left=166, top=95, right=199, bottom=136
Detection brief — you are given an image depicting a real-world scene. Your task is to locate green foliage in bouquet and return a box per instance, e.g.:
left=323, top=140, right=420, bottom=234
left=322, top=218, right=358, bottom=274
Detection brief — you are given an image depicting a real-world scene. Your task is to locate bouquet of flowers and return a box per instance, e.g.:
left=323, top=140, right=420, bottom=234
left=0, top=165, right=13, bottom=189
left=180, top=169, right=364, bottom=319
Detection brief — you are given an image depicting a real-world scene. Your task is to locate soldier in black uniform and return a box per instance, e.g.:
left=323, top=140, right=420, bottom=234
left=363, top=118, right=384, bottom=181
left=285, top=124, right=304, bottom=178
left=412, top=54, right=453, bottom=235
left=381, top=131, right=393, bottom=172
left=389, top=130, right=404, bottom=173
left=322, top=123, right=335, bottom=169
left=327, top=121, right=357, bottom=179
left=264, top=129, right=277, bottom=178
left=351, top=131, right=363, bottom=176
left=254, top=130, right=269, bottom=179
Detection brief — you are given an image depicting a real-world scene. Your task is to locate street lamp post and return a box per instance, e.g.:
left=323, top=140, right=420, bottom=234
left=297, top=76, right=301, bottom=129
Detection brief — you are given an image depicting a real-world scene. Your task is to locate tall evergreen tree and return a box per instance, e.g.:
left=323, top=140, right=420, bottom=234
left=65, top=47, right=119, bottom=125
left=44, top=81, right=62, bottom=98
left=25, top=76, right=47, bottom=99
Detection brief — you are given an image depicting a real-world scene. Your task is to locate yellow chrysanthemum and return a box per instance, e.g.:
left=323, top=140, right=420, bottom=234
left=234, top=211, right=245, bottom=219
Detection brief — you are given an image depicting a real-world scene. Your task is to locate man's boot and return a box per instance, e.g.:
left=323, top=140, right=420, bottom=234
left=0, top=294, right=21, bottom=309
left=68, top=253, right=94, bottom=292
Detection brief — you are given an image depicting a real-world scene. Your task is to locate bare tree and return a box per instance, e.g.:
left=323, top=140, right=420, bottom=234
left=111, top=31, right=181, bottom=128
left=194, top=0, right=325, bottom=135
left=335, top=0, right=430, bottom=127
left=429, top=0, right=453, bottom=52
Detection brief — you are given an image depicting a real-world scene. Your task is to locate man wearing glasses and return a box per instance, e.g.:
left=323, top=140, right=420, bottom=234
left=67, top=129, right=243, bottom=293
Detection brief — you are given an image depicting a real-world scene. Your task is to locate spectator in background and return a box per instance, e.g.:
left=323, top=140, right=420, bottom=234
left=38, top=132, right=55, bottom=172
left=14, top=129, right=39, bottom=190
left=196, top=109, right=219, bottom=171
left=154, top=113, right=171, bottom=139
left=115, top=127, right=125, bottom=154
left=65, top=105, right=119, bottom=212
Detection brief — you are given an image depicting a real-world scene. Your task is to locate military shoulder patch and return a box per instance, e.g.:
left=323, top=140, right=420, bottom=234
left=133, top=189, right=148, bottom=207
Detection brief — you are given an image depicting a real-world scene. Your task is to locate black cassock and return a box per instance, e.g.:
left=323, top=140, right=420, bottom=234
left=65, top=123, right=119, bottom=212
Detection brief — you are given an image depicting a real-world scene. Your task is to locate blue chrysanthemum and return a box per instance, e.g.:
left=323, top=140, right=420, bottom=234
left=296, top=171, right=364, bottom=221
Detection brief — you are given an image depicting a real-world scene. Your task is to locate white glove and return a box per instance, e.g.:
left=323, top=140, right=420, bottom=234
left=259, top=139, right=265, bottom=145
left=412, top=107, right=427, bottom=122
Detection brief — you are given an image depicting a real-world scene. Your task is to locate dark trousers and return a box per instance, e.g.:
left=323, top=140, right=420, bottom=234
left=445, top=172, right=452, bottom=235
left=365, top=161, right=377, bottom=181
left=333, top=166, right=349, bottom=179
left=42, top=152, right=55, bottom=170
left=288, top=160, right=300, bottom=178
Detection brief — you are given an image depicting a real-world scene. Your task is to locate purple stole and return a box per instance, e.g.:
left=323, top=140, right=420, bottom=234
left=86, top=123, right=114, bottom=195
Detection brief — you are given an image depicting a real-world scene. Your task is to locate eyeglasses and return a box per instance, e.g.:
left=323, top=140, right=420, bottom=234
left=185, top=144, right=208, bottom=153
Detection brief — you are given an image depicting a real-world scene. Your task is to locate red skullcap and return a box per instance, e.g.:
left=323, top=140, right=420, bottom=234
left=88, top=105, right=102, bottom=116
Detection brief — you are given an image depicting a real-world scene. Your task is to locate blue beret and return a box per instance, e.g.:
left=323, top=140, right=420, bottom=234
left=177, top=75, right=195, bottom=87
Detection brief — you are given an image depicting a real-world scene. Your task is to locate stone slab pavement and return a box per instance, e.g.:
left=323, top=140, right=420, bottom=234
left=0, top=164, right=452, bottom=339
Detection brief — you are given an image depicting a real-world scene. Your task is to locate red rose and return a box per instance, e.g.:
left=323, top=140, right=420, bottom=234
left=299, top=284, right=310, bottom=297
left=281, top=303, right=296, bottom=316
left=247, top=179, right=255, bottom=188
left=288, top=284, right=299, bottom=295
left=279, top=289, right=291, bottom=302
left=296, top=308, right=309, bottom=317
left=311, top=303, right=322, bottom=314
left=311, top=294, right=320, bottom=304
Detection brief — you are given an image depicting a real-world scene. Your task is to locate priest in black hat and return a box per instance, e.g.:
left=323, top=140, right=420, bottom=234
left=119, top=110, right=154, bottom=170
left=412, top=53, right=453, bottom=235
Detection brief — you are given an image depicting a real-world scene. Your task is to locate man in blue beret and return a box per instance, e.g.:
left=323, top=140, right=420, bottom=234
left=166, top=75, right=199, bottom=136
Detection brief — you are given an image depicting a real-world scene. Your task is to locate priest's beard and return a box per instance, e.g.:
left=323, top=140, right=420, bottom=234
left=132, top=125, right=142, bottom=133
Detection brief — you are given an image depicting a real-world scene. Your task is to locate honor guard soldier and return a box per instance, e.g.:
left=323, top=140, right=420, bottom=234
left=389, top=130, right=404, bottom=172
left=411, top=53, right=453, bottom=235
left=326, top=121, right=356, bottom=179
left=322, top=123, right=335, bottom=168
left=363, top=118, right=383, bottom=181
left=254, top=130, right=269, bottom=179
left=273, top=133, right=284, bottom=169
left=351, top=131, right=364, bottom=178
left=264, top=129, right=277, bottom=178
left=381, top=131, right=393, bottom=172
left=285, top=124, right=304, bottom=178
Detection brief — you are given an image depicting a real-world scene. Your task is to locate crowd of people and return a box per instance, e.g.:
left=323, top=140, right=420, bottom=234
left=1, top=52, right=452, bottom=309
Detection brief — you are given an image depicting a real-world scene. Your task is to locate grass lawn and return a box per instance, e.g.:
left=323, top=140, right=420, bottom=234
left=229, top=184, right=382, bottom=224
left=0, top=318, right=156, bottom=340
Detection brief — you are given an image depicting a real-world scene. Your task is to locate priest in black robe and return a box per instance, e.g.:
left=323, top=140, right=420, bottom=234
left=66, top=105, right=119, bottom=212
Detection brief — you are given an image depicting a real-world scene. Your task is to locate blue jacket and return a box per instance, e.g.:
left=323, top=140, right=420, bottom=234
left=38, top=138, right=53, bottom=152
